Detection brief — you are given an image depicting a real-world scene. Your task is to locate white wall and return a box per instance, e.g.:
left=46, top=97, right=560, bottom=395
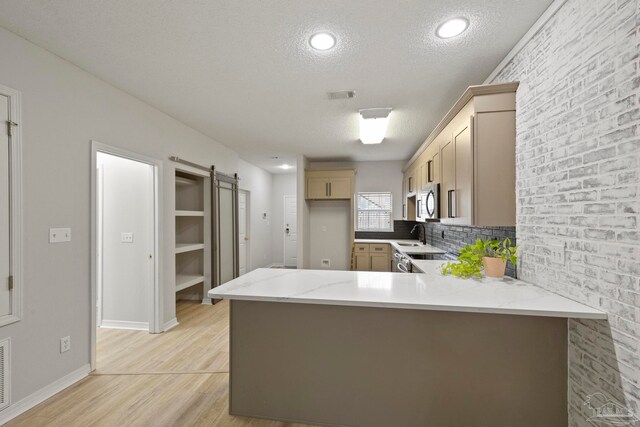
left=98, top=153, right=153, bottom=327
left=309, top=200, right=351, bottom=270
left=0, top=25, right=278, bottom=405
left=296, top=155, right=310, bottom=269
left=271, top=174, right=296, bottom=266
left=309, top=160, right=405, bottom=220
left=238, top=160, right=273, bottom=270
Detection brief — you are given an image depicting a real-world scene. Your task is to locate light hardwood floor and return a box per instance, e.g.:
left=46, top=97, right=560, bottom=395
left=7, top=301, right=311, bottom=427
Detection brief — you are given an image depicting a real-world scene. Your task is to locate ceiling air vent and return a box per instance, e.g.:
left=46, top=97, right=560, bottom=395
left=0, top=338, right=9, bottom=410
left=327, top=90, right=356, bottom=100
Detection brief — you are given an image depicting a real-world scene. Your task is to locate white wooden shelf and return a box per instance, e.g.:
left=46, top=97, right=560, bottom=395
left=175, top=210, right=205, bottom=217
left=175, top=243, right=205, bottom=254
left=175, top=274, right=205, bottom=292
left=176, top=176, right=198, bottom=186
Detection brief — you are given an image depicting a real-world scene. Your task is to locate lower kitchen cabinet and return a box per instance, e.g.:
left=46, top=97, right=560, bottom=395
left=353, top=243, right=390, bottom=272
left=354, top=253, right=371, bottom=271
left=370, top=254, right=389, bottom=272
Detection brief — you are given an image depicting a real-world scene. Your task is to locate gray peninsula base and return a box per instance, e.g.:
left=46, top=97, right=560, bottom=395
left=229, top=300, right=567, bottom=427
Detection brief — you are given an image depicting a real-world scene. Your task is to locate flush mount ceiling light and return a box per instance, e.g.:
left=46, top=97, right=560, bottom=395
left=279, top=164, right=293, bottom=170
left=359, top=108, right=392, bottom=145
left=309, top=32, right=336, bottom=50
left=436, top=18, right=469, bottom=39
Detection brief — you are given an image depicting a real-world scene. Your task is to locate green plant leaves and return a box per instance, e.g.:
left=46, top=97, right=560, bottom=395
left=440, top=237, right=518, bottom=279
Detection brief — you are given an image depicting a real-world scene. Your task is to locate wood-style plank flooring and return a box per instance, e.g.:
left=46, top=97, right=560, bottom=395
left=7, top=301, right=311, bottom=427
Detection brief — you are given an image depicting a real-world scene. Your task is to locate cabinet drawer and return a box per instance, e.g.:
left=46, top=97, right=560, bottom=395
left=354, top=244, right=370, bottom=253
left=369, top=244, right=389, bottom=254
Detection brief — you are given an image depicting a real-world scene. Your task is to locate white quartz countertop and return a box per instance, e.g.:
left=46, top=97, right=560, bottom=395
left=209, top=262, right=606, bottom=319
left=354, top=238, right=446, bottom=255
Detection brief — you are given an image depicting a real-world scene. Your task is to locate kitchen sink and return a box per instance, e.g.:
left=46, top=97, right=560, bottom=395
left=396, top=242, right=420, bottom=247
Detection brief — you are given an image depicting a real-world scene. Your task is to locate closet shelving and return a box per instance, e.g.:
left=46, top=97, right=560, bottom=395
left=175, top=170, right=206, bottom=294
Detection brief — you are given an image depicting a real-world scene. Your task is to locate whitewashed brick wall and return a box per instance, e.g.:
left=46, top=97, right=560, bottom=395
left=490, top=0, right=639, bottom=424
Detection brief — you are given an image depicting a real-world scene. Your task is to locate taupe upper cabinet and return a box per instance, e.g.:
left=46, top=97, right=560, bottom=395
left=403, top=82, right=518, bottom=226
left=305, top=169, right=355, bottom=200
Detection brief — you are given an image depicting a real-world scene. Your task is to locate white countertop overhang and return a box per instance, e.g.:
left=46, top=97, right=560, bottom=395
left=209, top=262, right=606, bottom=319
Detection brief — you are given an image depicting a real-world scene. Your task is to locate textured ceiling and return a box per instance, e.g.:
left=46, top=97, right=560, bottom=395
left=0, top=0, right=552, bottom=173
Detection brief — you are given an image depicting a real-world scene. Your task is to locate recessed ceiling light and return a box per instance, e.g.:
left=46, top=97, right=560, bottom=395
left=279, top=164, right=293, bottom=170
left=436, top=18, right=469, bottom=39
left=309, top=33, right=336, bottom=50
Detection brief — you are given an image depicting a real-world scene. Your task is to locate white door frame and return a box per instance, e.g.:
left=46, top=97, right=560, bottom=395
left=283, top=195, right=296, bottom=268
left=90, top=140, right=163, bottom=371
left=238, top=189, right=250, bottom=272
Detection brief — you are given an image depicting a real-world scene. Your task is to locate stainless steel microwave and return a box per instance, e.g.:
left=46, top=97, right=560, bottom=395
left=421, top=183, right=440, bottom=220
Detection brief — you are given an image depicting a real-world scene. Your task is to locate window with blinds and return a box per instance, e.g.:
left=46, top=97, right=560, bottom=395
left=356, top=192, right=393, bottom=231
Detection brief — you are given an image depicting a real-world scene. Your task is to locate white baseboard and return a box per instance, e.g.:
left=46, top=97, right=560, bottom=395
left=163, top=318, right=179, bottom=332
left=100, top=320, right=149, bottom=331
left=0, top=363, right=90, bottom=425
left=176, top=294, right=202, bottom=301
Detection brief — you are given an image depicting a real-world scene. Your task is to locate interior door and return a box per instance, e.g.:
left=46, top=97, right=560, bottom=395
left=0, top=95, right=10, bottom=316
left=283, top=195, right=297, bottom=267
left=238, top=191, right=248, bottom=275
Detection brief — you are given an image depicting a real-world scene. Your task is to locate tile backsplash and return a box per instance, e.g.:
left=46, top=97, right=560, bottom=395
left=416, top=223, right=517, bottom=278
left=356, top=221, right=517, bottom=278
left=355, top=220, right=419, bottom=240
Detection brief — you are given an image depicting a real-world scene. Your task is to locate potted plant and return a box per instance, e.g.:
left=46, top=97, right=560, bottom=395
left=441, top=238, right=517, bottom=279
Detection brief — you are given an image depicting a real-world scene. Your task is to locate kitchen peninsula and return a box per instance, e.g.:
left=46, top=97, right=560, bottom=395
left=209, top=263, right=605, bottom=427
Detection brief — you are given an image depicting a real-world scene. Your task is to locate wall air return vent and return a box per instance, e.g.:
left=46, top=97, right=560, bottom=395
left=327, top=90, right=356, bottom=100
left=0, top=338, right=9, bottom=410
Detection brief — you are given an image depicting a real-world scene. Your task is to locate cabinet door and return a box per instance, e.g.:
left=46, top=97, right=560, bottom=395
left=420, top=163, right=428, bottom=191
left=306, top=177, right=328, bottom=199
left=431, top=151, right=440, bottom=184
left=328, top=177, right=351, bottom=199
left=354, top=253, right=371, bottom=271
left=440, top=138, right=455, bottom=221
left=402, top=177, right=407, bottom=219
left=453, top=121, right=473, bottom=225
left=370, top=253, right=390, bottom=272
left=475, top=111, right=516, bottom=226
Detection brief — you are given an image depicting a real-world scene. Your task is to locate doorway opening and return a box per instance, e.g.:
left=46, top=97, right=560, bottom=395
left=90, top=141, right=162, bottom=370
left=283, top=195, right=297, bottom=268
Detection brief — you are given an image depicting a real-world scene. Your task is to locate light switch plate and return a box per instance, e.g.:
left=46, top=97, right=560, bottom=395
left=49, top=228, right=71, bottom=243
left=121, top=232, right=134, bottom=243
left=60, top=336, right=71, bottom=353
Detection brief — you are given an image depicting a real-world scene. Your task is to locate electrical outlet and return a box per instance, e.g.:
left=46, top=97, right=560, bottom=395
left=548, top=244, right=565, bottom=265
left=321, top=259, right=330, bottom=268
left=121, top=232, right=134, bottom=243
left=49, top=228, right=71, bottom=243
left=60, top=336, right=71, bottom=353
